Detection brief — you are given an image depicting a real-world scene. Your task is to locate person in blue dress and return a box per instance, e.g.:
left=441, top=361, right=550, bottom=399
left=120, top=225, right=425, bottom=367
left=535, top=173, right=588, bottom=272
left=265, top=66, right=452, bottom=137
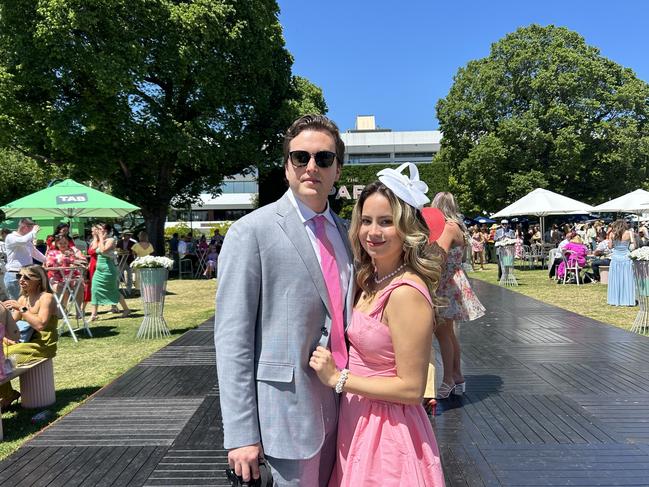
left=607, top=219, right=636, bottom=306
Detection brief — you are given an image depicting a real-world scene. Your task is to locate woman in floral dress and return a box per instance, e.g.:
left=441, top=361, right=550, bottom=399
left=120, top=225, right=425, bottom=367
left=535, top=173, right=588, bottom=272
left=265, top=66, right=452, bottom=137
left=431, top=192, right=486, bottom=399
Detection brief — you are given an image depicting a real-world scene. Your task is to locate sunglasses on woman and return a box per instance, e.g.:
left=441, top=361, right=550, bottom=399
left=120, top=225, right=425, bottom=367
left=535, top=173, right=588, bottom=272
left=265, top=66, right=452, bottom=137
left=288, top=150, right=337, bottom=168
left=16, top=273, right=36, bottom=281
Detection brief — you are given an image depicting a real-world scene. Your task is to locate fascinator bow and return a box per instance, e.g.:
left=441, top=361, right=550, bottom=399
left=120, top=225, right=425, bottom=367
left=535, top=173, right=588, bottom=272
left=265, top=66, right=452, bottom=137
left=377, top=163, right=430, bottom=210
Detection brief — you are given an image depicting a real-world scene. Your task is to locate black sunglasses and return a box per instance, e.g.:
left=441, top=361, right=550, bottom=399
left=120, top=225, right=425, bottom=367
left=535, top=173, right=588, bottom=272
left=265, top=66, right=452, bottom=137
left=17, top=273, right=36, bottom=281
left=289, top=150, right=337, bottom=168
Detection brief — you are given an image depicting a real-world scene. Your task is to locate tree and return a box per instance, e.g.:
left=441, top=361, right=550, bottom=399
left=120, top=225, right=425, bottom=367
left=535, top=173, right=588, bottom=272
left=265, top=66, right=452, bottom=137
left=436, top=24, right=649, bottom=214
left=0, top=1, right=322, bottom=252
left=0, top=148, right=65, bottom=214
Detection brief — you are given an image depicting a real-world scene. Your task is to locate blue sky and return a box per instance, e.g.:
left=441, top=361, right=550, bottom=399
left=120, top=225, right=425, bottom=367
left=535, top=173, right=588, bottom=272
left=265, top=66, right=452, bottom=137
left=278, top=0, right=649, bottom=132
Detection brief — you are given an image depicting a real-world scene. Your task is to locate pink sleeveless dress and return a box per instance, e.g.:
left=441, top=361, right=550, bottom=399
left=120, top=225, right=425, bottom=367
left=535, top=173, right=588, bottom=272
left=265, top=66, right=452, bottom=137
left=329, top=280, right=446, bottom=487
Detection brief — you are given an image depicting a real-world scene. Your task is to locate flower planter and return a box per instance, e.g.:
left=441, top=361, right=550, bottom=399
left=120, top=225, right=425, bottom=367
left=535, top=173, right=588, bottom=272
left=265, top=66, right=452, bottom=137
left=631, top=260, right=649, bottom=334
left=497, top=244, right=518, bottom=286
left=136, top=267, right=170, bottom=339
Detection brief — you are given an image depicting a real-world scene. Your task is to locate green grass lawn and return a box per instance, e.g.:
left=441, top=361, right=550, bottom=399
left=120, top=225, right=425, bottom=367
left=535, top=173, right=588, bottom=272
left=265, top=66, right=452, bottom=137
left=469, top=262, right=638, bottom=331
left=0, top=278, right=217, bottom=460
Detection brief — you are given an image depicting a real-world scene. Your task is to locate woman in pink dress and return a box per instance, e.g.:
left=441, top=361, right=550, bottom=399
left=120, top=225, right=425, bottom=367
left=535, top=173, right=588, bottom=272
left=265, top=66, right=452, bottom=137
left=470, top=227, right=485, bottom=270
left=556, top=234, right=588, bottom=280
left=310, top=164, right=446, bottom=486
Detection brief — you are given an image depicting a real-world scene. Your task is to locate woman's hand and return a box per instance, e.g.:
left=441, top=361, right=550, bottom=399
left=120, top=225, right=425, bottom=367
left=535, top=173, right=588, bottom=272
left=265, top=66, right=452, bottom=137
left=309, top=346, right=339, bottom=388
left=3, top=300, right=21, bottom=311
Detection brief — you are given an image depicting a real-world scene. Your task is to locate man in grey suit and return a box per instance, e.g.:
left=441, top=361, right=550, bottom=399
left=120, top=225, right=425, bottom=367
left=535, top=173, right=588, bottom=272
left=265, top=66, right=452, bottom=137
left=215, top=114, right=353, bottom=486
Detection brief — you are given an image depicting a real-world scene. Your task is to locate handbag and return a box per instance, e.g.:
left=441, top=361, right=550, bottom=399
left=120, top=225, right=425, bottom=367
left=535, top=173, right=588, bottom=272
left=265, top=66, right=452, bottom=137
left=225, top=460, right=273, bottom=487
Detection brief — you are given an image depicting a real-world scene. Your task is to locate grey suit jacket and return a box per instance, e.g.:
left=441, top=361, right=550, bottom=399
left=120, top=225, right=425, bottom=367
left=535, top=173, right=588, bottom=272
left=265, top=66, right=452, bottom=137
left=214, top=191, right=354, bottom=459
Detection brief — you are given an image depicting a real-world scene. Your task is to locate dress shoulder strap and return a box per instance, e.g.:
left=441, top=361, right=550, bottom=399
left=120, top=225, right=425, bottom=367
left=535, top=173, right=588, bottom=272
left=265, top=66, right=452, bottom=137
left=368, top=279, right=433, bottom=318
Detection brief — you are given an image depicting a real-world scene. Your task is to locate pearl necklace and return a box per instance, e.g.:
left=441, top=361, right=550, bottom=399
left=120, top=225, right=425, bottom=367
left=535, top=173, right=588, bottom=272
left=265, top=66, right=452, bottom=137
left=374, top=263, right=406, bottom=284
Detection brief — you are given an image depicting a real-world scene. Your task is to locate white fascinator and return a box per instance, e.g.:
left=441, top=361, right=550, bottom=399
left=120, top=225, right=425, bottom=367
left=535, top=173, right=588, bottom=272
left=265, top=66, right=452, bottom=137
left=377, top=163, right=430, bottom=210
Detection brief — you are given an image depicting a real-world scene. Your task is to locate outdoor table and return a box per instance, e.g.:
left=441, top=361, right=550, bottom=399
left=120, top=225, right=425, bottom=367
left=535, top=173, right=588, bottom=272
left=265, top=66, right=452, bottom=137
left=46, top=265, right=92, bottom=342
left=497, top=244, right=518, bottom=286
left=194, top=249, right=208, bottom=278
left=631, top=260, right=649, bottom=334
left=137, top=267, right=171, bottom=339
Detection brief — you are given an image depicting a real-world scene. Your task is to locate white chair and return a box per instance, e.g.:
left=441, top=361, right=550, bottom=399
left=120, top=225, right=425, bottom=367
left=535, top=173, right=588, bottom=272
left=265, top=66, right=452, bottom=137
left=561, top=249, right=582, bottom=286
left=521, top=245, right=533, bottom=269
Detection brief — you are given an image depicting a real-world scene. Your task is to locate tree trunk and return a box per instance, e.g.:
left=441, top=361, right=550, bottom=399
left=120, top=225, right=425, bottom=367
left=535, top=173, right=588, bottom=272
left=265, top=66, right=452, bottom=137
left=142, top=205, right=169, bottom=257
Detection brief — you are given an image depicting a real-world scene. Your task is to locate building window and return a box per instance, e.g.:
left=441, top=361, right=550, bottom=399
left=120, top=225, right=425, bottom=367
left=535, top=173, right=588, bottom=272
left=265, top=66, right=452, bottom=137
left=219, top=181, right=259, bottom=193
left=394, top=152, right=435, bottom=159
left=348, top=153, right=392, bottom=164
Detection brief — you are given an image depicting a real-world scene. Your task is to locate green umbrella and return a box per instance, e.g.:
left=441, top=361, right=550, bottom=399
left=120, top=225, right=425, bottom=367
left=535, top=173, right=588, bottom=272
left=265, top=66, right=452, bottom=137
left=1, top=179, right=140, bottom=218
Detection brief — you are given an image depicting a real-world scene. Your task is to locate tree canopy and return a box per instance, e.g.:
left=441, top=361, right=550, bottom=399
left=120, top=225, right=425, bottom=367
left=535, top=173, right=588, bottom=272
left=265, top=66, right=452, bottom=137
left=0, top=148, right=65, bottom=213
left=0, top=0, right=324, bottom=251
left=436, top=24, right=649, bottom=214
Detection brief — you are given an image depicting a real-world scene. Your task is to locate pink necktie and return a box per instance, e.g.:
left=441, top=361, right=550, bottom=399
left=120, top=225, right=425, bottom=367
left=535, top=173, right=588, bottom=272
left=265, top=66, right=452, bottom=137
left=313, top=216, right=348, bottom=369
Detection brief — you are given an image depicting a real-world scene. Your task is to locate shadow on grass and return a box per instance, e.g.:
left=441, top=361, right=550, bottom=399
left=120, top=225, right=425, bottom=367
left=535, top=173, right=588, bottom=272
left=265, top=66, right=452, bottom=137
left=169, top=325, right=201, bottom=336
left=58, top=324, right=120, bottom=340
left=1, top=386, right=100, bottom=444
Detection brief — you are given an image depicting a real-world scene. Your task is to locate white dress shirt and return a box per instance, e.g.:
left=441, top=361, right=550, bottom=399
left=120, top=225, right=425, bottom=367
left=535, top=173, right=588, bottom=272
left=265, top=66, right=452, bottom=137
left=287, top=190, right=352, bottom=302
left=5, top=230, right=46, bottom=272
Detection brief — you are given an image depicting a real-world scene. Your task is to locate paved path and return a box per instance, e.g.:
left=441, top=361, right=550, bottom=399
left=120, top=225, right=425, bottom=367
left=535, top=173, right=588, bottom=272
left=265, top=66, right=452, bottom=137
left=2, top=279, right=649, bottom=485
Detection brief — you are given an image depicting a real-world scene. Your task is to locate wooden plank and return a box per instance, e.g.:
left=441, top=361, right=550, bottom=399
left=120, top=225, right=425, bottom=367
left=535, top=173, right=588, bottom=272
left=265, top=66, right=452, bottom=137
left=42, top=447, right=104, bottom=486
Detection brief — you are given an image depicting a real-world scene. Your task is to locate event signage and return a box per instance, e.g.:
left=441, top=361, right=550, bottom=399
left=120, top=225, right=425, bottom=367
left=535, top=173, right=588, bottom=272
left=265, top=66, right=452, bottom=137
left=56, top=193, right=88, bottom=204
left=334, top=185, right=365, bottom=200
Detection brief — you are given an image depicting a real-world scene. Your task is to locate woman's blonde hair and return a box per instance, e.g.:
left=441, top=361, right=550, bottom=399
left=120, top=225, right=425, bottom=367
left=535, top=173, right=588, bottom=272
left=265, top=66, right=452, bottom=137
left=431, top=191, right=467, bottom=233
left=20, top=264, right=52, bottom=295
left=348, top=181, right=444, bottom=302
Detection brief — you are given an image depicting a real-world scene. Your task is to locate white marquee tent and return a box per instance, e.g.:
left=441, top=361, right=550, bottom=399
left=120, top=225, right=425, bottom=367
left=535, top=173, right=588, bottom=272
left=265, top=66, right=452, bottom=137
left=592, top=189, right=649, bottom=213
left=491, top=188, right=594, bottom=240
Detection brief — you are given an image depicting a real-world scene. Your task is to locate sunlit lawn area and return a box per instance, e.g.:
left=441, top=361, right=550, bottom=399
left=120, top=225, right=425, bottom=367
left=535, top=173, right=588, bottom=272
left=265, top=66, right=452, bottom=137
left=470, top=262, right=638, bottom=331
left=0, top=278, right=217, bottom=460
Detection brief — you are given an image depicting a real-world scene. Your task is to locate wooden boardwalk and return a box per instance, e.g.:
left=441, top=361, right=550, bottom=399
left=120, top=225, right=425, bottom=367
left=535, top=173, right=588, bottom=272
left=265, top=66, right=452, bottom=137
left=2, top=279, right=649, bottom=486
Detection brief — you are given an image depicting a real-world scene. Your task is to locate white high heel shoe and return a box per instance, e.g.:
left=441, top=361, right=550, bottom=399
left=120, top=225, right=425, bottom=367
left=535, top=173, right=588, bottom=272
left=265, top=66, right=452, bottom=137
left=436, top=382, right=456, bottom=399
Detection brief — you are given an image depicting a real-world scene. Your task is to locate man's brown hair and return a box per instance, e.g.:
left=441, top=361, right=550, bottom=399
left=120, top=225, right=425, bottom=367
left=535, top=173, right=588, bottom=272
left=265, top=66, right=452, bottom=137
left=283, top=114, right=345, bottom=167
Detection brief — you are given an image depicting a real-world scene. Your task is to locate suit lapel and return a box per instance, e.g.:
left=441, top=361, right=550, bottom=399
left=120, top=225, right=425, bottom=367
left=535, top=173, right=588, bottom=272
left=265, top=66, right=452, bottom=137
left=276, top=194, right=333, bottom=318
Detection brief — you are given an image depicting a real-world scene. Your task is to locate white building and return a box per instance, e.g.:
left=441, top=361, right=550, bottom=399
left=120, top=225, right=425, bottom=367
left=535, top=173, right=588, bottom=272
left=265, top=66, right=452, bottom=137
left=341, top=115, right=441, bottom=165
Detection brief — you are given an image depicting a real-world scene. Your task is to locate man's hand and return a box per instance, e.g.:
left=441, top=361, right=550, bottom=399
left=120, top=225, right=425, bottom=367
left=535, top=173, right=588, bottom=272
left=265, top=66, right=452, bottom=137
left=32, top=225, right=40, bottom=235
left=228, top=442, right=263, bottom=483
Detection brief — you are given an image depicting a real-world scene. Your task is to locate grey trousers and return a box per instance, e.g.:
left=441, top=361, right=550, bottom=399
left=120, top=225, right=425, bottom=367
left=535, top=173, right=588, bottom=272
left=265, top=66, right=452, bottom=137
left=265, top=395, right=338, bottom=487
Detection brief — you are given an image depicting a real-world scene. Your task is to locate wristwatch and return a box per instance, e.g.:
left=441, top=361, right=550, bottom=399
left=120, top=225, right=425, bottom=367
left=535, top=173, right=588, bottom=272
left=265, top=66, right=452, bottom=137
left=20, top=306, right=28, bottom=313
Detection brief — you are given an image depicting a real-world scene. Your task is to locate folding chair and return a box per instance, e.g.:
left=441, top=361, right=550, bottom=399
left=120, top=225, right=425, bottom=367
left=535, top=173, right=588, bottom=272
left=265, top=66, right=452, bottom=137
left=561, top=250, right=582, bottom=286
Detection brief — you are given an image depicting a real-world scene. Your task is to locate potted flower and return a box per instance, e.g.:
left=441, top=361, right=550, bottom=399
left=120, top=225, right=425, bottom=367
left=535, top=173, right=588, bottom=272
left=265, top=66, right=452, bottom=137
left=629, top=247, right=649, bottom=333
left=130, top=256, right=174, bottom=338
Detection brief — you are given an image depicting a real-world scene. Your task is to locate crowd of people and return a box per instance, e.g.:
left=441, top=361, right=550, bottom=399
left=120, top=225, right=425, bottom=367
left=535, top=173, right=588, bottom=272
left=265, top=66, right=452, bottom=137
left=168, top=229, right=223, bottom=278
left=467, top=216, right=648, bottom=305
left=0, top=221, right=149, bottom=409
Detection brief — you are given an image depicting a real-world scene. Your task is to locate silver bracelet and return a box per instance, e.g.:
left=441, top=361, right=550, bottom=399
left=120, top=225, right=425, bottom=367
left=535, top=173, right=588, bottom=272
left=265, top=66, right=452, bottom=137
left=334, top=368, right=349, bottom=394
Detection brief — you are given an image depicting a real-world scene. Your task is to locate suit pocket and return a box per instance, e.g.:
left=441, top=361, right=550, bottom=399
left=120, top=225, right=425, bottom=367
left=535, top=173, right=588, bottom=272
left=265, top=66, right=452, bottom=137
left=256, top=362, right=294, bottom=383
